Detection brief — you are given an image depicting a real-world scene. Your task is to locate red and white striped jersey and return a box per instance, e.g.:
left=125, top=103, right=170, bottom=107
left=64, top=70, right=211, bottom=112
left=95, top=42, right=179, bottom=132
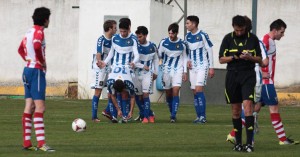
left=18, top=25, right=46, bottom=71
left=261, top=34, right=276, bottom=84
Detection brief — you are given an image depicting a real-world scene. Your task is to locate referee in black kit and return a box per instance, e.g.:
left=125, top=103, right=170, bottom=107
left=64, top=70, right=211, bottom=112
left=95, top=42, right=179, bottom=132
left=219, top=15, right=262, bottom=153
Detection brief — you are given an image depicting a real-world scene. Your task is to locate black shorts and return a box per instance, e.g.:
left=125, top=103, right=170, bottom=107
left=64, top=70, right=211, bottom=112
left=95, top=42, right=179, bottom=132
left=225, top=70, right=256, bottom=104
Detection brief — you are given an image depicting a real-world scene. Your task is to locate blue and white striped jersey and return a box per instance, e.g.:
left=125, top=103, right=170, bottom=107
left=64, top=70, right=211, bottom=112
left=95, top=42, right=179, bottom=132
left=158, top=37, right=188, bottom=73
left=185, top=30, right=214, bottom=69
left=104, top=33, right=139, bottom=67
left=135, top=41, right=159, bottom=74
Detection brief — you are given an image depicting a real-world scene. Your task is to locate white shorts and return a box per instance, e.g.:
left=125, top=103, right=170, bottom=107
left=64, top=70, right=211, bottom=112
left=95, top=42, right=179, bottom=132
left=162, top=71, right=183, bottom=89
left=134, top=69, right=153, bottom=95
left=189, top=68, right=208, bottom=89
left=90, top=69, right=108, bottom=89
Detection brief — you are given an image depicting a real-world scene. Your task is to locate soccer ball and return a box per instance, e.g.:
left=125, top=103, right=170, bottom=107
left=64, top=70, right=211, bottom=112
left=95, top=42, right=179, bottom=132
left=72, top=118, right=86, bottom=132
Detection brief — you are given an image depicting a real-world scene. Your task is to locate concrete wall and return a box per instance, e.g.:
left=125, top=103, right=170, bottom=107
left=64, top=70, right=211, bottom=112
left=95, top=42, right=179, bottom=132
left=171, top=0, right=300, bottom=87
left=0, top=0, right=79, bottom=85
left=78, top=0, right=172, bottom=99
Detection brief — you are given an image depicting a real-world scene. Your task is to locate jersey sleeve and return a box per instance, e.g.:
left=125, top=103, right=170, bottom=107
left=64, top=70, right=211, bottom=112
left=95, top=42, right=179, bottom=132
left=201, top=33, right=214, bottom=68
left=132, top=39, right=140, bottom=64
left=182, top=42, right=188, bottom=73
left=104, top=37, right=115, bottom=64
left=18, top=40, right=26, bottom=61
left=152, top=44, right=159, bottom=74
left=97, top=36, right=104, bottom=54
left=157, top=39, right=165, bottom=59
left=33, top=30, right=45, bottom=64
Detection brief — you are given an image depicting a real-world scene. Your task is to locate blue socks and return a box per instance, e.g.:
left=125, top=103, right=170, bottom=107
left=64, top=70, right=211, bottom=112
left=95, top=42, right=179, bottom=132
left=135, top=95, right=144, bottom=117
left=143, top=97, right=151, bottom=118
left=167, top=97, right=173, bottom=114
left=196, top=92, right=206, bottom=118
left=194, top=95, right=200, bottom=117
left=92, top=95, right=99, bottom=119
left=171, top=96, right=179, bottom=119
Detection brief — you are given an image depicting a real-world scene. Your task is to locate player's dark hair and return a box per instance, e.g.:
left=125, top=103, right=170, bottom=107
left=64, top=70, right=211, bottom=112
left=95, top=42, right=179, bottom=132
left=270, top=19, right=287, bottom=31
left=32, top=7, right=51, bottom=26
left=187, top=15, right=199, bottom=27
left=168, top=23, right=179, bottom=33
left=113, top=80, right=125, bottom=93
left=119, top=18, right=131, bottom=26
left=135, top=26, right=148, bottom=35
left=119, top=21, right=130, bottom=30
left=232, top=15, right=246, bottom=27
left=244, top=16, right=252, bottom=32
left=103, top=20, right=116, bottom=32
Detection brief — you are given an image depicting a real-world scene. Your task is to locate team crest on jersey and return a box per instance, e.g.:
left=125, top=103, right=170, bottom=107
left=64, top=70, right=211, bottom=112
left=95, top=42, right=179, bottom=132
left=176, top=44, right=180, bottom=49
left=127, top=40, right=132, bottom=45
left=196, top=36, right=200, bottom=40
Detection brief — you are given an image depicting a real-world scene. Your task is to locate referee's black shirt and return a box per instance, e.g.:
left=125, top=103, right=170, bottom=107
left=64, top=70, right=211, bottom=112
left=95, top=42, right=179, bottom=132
left=219, top=32, right=262, bottom=71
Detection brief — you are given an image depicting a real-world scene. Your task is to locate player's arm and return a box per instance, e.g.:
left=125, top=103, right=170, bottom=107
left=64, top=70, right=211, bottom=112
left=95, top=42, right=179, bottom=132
left=33, top=30, right=45, bottom=66
left=157, top=39, right=165, bottom=60
left=131, top=39, right=140, bottom=68
left=152, top=44, right=159, bottom=73
left=102, top=41, right=115, bottom=68
left=219, top=35, right=234, bottom=64
left=110, top=94, right=122, bottom=117
left=107, top=80, right=122, bottom=117
left=128, top=94, right=135, bottom=119
left=96, top=37, right=103, bottom=67
left=18, top=40, right=26, bottom=61
left=202, top=33, right=215, bottom=78
left=259, top=41, right=269, bottom=67
left=182, top=43, right=188, bottom=82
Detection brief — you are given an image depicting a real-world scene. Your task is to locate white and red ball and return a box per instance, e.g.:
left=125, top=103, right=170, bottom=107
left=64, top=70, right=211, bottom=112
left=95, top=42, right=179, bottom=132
left=72, top=118, right=86, bottom=132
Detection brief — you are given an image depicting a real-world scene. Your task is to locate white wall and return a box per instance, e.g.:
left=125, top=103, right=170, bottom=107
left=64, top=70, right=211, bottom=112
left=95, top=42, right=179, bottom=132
left=171, top=0, right=300, bottom=87
left=0, top=0, right=79, bottom=85
left=78, top=0, right=172, bottom=99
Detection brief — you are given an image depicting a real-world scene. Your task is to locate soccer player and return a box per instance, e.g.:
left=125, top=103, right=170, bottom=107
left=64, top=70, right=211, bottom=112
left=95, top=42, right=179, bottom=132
left=158, top=23, right=188, bottom=123
left=90, top=20, right=117, bottom=122
left=219, top=15, right=262, bottom=152
left=259, top=19, right=299, bottom=145
left=18, top=7, right=55, bottom=152
left=185, top=15, right=214, bottom=124
left=100, top=19, right=139, bottom=122
left=134, top=26, right=159, bottom=123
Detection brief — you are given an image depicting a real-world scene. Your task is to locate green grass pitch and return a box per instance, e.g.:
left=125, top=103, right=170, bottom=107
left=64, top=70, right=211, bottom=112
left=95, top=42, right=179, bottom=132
left=0, top=99, right=299, bottom=157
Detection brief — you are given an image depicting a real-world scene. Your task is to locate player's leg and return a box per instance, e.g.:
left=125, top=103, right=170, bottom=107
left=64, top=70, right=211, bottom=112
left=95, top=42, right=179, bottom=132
left=31, top=69, right=55, bottom=152
left=253, top=84, right=263, bottom=134
left=189, top=70, right=200, bottom=122
left=262, top=84, right=299, bottom=145
left=134, top=76, right=144, bottom=121
left=120, top=91, right=129, bottom=123
left=91, top=70, right=106, bottom=122
left=170, top=86, right=180, bottom=122
left=102, top=93, right=115, bottom=121
left=21, top=68, right=37, bottom=150
left=194, top=69, right=208, bottom=123
left=163, top=72, right=172, bottom=114
left=92, top=88, right=102, bottom=122
left=142, top=92, right=150, bottom=123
